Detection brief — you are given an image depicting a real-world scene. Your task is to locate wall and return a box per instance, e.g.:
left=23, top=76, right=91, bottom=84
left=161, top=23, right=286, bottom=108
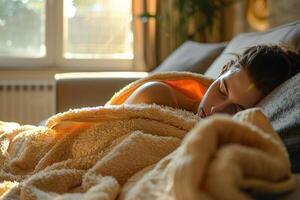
left=222, top=0, right=299, bottom=41
left=268, top=0, right=300, bottom=27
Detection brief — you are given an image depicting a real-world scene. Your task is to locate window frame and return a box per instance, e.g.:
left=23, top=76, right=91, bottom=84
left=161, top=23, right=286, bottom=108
left=0, top=0, right=135, bottom=70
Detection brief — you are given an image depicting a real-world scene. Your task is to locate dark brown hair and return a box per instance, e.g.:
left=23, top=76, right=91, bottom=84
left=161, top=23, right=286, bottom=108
left=221, top=45, right=300, bottom=95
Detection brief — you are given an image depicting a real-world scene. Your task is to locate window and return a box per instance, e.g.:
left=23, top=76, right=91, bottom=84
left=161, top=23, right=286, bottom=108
left=0, top=0, right=46, bottom=58
left=0, top=0, right=134, bottom=69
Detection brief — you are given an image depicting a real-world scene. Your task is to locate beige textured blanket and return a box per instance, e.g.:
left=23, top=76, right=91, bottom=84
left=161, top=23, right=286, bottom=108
left=0, top=72, right=295, bottom=200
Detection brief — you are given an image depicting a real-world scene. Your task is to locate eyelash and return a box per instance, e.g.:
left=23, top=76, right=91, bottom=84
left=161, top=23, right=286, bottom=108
left=218, top=81, right=227, bottom=96
left=218, top=87, right=226, bottom=96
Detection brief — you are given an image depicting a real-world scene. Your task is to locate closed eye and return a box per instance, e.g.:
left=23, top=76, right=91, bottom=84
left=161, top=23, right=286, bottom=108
left=218, top=79, right=227, bottom=97
left=218, top=87, right=227, bottom=96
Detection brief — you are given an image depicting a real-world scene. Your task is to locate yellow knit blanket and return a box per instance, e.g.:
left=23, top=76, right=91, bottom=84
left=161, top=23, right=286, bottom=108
left=0, top=72, right=295, bottom=200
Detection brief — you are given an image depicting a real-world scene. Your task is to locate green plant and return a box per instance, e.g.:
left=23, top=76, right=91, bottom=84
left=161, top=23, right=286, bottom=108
left=176, top=0, right=237, bottom=33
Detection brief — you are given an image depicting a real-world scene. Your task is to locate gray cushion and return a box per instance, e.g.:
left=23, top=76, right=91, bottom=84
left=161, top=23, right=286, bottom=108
left=257, top=73, right=300, bottom=172
left=205, top=20, right=300, bottom=79
left=153, top=41, right=227, bottom=73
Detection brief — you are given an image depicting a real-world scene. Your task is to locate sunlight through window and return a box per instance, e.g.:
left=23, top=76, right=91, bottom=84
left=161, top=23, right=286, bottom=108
left=63, top=0, right=133, bottom=59
left=0, top=0, right=45, bottom=58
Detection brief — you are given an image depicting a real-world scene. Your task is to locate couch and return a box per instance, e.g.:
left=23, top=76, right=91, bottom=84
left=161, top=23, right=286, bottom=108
left=55, top=20, right=300, bottom=199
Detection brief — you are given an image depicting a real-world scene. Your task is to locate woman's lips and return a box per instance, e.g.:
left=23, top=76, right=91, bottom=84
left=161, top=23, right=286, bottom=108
left=198, top=107, right=207, bottom=118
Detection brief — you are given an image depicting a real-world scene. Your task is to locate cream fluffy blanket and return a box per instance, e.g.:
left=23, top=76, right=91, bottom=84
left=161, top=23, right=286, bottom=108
left=0, top=106, right=295, bottom=200
left=0, top=72, right=295, bottom=200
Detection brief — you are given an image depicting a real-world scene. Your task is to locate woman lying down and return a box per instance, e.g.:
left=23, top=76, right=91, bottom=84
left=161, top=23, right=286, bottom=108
left=125, top=45, right=300, bottom=118
left=0, top=45, right=300, bottom=200
left=105, top=44, right=300, bottom=199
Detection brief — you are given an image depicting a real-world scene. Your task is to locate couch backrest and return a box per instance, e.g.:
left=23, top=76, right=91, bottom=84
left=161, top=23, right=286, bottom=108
left=153, top=41, right=227, bottom=74
left=205, top=20, right=300, bottom=79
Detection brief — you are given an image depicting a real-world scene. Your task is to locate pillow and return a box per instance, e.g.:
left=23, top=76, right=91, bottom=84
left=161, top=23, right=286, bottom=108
left=205, top=20, right=300, bottom=79
left=257, top=73, right=300, bottom=172
left=153, top=41, right=227, bottom=73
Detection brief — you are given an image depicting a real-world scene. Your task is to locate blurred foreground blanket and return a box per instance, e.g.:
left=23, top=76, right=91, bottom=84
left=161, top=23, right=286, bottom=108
left=0, top=106, right=295, bottom=200
left=0, top=72, right=296, bottom=200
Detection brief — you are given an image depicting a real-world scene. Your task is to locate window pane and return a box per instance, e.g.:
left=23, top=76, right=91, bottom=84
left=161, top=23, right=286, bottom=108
left=0, top=0, right=45, bottom=58
left=64, top=0, right=133, bottom=59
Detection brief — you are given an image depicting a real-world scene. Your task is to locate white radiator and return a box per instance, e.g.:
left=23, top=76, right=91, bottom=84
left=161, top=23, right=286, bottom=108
left=0, top=80, right=55, bottom=125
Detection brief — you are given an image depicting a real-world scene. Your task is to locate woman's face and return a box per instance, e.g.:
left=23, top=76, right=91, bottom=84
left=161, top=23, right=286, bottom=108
left=197, top=67, right=263, bottom=117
